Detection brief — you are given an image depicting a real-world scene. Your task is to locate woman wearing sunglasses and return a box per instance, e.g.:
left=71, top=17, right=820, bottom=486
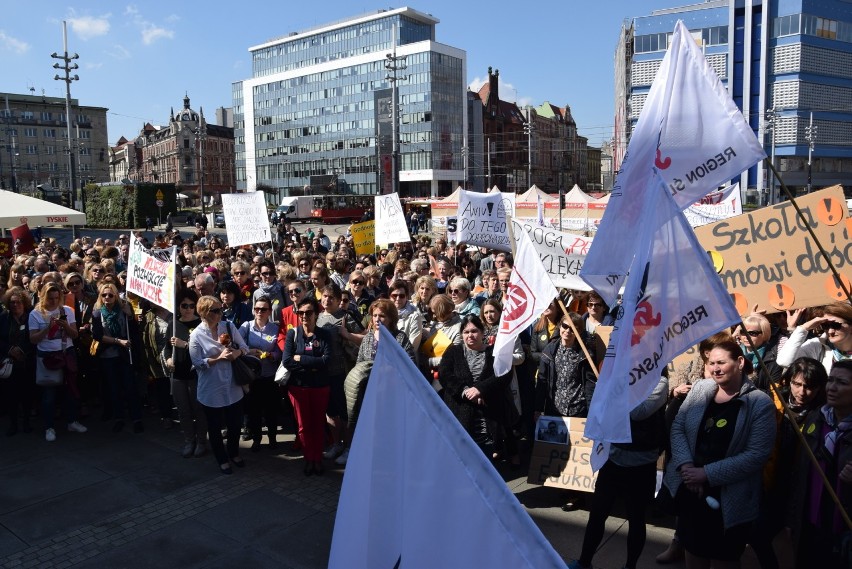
left=164, top=289, right=208, bottom=458
left=779, top=302, right=852, bottom=376
left=736, top=313, right=782, bottom=393
left=92, top=282, right=143, bottom=434
left=189, top=295, right=250, bottom=475
left=282, top=297, right=331, bottom=475
left=239, top=295, right=282, bottom=452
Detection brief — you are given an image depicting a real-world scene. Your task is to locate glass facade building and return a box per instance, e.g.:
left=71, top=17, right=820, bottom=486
left=617, top=0, right=852, bottom=201
left=233, top=8, right=466, bottom=198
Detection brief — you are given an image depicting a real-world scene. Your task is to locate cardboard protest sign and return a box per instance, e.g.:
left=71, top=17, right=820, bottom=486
left=374, top=193, right=410, bottom=244
left=127, top=236, right=176, bottom=313
left=510, top=219, right=592, bottom=290
left=684, top=183, right=742, bottom=228
left=695, top=185, right=852, bottom=313
left=222, top=192, right=271, bottom=247
left=527, top=417, right=598, bottom=493
left=350, top=220, right=375, bottom=257
left=457, top=190, right=515, bottom=251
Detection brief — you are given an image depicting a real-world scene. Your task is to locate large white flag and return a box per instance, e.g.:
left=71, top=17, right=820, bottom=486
left=581, top=20, right=765, bottom=305
left=493, top=228, right=558, bottom=377
left=509, top=219, right=592, bottom=291
left=584, top=174, right=741, bottom=446
left=329, top=326, right=567, bottom=569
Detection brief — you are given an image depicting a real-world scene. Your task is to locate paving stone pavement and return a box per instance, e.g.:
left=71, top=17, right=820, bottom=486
left=0, top=413, right=693, bottom=569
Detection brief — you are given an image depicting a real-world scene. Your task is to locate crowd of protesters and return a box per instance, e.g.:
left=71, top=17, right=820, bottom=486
left=1, top=217, right=852, bottom=568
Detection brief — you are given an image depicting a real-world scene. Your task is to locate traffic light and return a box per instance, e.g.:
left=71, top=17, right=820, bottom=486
left=61, top=191, right=70, bottom=208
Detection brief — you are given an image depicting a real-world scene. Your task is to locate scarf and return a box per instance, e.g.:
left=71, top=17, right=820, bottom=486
left=100, top=303, right=122, bottom=337
left=742, top=343, right=767, bottom=371
left=820, top=405, right=852, bottom=456
left=258, top=279, right=282, bottom=298
left=830, top=342, right=852, bottom=363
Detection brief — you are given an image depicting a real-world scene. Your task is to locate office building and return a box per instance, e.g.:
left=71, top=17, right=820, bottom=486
left=233, top=7, right=467, bottom=198
left=0, top=91, right=109, bottom=194
left=616, top=0, right=852, bottom=201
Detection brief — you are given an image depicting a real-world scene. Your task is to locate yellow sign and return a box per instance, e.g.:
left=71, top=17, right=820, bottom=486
left=155, top=189, right=164, bottom=200
left=350, top=220, right=375, bottom=257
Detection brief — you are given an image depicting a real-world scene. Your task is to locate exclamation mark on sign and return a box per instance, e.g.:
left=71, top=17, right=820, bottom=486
left=825, top=199, right=835, bottom=222
left=825, top=274, right=852, bottom=301
left=486, top=202, right=494, bottom=216
left=769, top=283, right=795, bottom=310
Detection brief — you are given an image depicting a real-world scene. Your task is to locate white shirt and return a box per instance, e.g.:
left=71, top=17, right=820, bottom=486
left=29, top=306, right=76, bottom=352
left=189, top=320, right=249, bottom=408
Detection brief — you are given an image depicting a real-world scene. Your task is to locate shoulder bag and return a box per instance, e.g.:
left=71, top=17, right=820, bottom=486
left=227, top=321, right=259, bottom=386
left=0, top=357, right=12, bottom=379
left=275, top=327, right=298, bottom=386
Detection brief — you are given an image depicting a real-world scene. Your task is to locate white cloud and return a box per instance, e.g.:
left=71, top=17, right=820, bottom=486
left=108, top=44, right=131, bottom=59
left=141, top=23, right=174, bottom=45
left=165, top=14, right=180, bottom=24
left=124, top=5, right=139, bottom=16
left=84, top=61, right=104, bottom=70
left=0, top=30, right=29, bottom=54
left=68, top=15, right=111, bottom=40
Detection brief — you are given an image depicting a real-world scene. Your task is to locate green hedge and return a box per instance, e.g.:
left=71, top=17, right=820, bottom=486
left=82, top=183, right=178, bottom=228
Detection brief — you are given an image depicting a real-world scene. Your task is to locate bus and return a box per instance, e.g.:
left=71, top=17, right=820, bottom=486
left=310, top=194, right=372, bottom=224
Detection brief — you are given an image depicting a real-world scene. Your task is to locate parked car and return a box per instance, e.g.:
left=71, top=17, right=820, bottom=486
left=214, top=213, right=226, bottom=228
left=168, top=210, right=197, bottom=226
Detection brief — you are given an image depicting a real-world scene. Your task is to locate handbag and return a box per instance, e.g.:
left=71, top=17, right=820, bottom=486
left=42, top=351, right=66, bottom=370
left=275, top=327, right=300, bottom=386
left=226, top=321, right=259, bottom=386
left=0, top=357, right=12, bottom=379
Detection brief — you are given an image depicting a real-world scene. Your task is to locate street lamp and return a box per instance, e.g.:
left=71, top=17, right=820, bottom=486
left=805, top=111, right=817, bottom=194
left=51, top=21, right=79, bottom=213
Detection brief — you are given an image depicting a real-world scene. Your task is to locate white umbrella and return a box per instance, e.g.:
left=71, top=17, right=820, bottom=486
left=0, top=190, right=86, bottom=229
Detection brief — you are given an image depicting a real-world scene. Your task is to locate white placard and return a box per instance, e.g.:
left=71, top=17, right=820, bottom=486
left=510, top=219, right=592, bottom=291
left=126, top=236, right=176, bottom=313
left=684, top=183, right=742, bottom=227
left=456, top=190, right=515, bottom=251
left=222, top=192, right=272, bottom=247
left=374, top=193, right=411, bottom=244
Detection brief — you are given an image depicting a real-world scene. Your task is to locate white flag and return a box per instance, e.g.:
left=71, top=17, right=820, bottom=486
left=581, top=20, right=765, bottom=305
left=684, top=182, right=742, bottom=227
left=509, top=218, right=592, bottom=291
left=584, top=173, right=741, bottom=445
left=493, top=228, right=558, bottom=377
left=329, top=326, right=567, bottom=569
left=126, top=236, right=176, bottom=313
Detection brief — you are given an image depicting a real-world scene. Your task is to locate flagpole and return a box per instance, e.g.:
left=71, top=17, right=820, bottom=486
left=741, top=328, right=852, bottom=533
left=765, top=158, right=852, bottom=304
left=171, top=245, right=177, bottom=382
left=556, top=299, right=599, bottom=378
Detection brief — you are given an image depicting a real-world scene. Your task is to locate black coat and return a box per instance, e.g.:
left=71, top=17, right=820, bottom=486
left=439, top=343, right=517, bottom=431
left=283, top=326, right=331, bottom=388
left=535, top=336, right=598, bottom=417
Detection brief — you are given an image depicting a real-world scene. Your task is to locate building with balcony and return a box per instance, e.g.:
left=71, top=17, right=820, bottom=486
left=617, top=0, right=852, bottom=201
left=118, top=95, right=235, bottom=206
left=0, top=91, right=109, bottom=194
left=233, top=7, right=467, bottom=198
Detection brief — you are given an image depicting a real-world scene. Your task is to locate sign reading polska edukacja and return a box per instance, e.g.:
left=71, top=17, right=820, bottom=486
left=456, top=190, right=515, bottom=252
left=222, top=192, right=272, bottom=247
left=127, top=236, right=176, bottom=313
left=374, top=193, right=411, bottom=244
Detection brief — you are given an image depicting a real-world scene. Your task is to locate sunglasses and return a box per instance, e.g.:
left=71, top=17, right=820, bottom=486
left=296, top=309, right=315, bottom=317
left=560, top=322, right=574, bottom=331
left=288, top=288, right=302, bottom=295
left=233, top=271, right=246, bottom=276
left=587, top=302, right=603, bottom=308
left=449, top=288, right=466, bottom=295
left=254, top=306, right=270, bottom=312
left=180, top=303, right=196, bottom=310
left=390, top=293, right=406, bottom=299
left=209, top=308, right=222, bottom=315
left=824, top=321, right=848, bottom=330
left=68, top=280, right=82, bottom=286
left=743, top=330, right=762, bottom=337
left=101, top=293, right=115, bottom=298
left=92, top=268, right=104, bottom=273
left=350, top=280, right=365, bottom=286
left=260, top=272, right=273, bottom=277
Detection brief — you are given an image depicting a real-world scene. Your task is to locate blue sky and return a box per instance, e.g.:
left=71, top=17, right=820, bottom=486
left=0, top=1, right=688, bottom=148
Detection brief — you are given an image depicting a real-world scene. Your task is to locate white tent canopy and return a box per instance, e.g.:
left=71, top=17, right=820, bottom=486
left=517, top=185, right=557, bottom=203
left=0, top=190, right=86, bottom=229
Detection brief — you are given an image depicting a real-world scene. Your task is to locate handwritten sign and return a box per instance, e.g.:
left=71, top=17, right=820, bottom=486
left=684, top=183, right=742, bottom=228
left=222, top=192, right=271, bottom=247
left=527, top=417, right=598, bottom=493
left=456, top=190, right=515, bottom=251
left=350, top=220, right=376, bottom=257
left=695, top=185, right=852, bottom=312
left=510, top=219, right=592, bottom=290
left=374, top=193, right=411, bottom=244
left=127, top=236, right=176, bottom=313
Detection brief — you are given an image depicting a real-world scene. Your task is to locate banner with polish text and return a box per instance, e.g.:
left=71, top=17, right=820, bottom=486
left=127, top=236, right=176, bottom=313
left=374, top=193, right=411, bottom=244
left=584, top=174, right=740, bottom=450
left=684, top=183, right=742, bottom=228
left=509, top=219, right=592, bottom=291
left=581, top=20, right=765, bottom=305
left=456, top=190, right=516, bottom=252
left=222, top=192, right=272, bottom=247
left=329, top=326, right=566, bottom=569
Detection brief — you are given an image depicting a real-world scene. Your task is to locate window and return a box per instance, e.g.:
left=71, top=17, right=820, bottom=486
left=79, top=130, right=91, bottom=140
left=41, top=111, right=53, bottom=121
left=21, top=111, right=34, bottom=120
left=25, top=145, right=37, bottom=155
left=23, top=128, right=37, bottom=137
left=43, top=129, right=56, bottom=138
left=183, top=139, right=190, bottom=149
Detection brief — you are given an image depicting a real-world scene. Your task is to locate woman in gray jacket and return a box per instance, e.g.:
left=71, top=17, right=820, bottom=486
left=663, top=336, right=776, bottom=569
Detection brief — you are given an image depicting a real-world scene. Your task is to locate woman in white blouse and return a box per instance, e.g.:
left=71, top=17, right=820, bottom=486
left=189, top=295, right=250, bottom=475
